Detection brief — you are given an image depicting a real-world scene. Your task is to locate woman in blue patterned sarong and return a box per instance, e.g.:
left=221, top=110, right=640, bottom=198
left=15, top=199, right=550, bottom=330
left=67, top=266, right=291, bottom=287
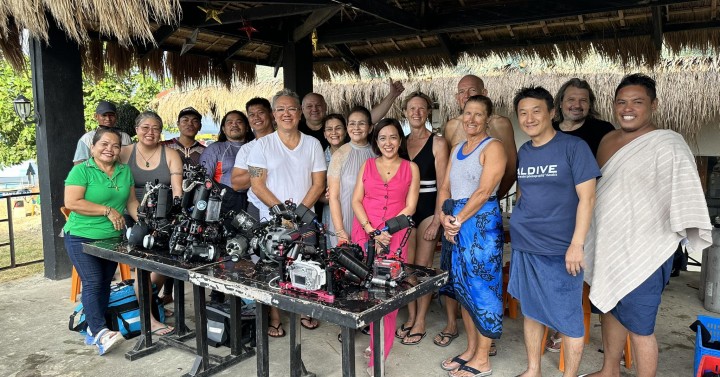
left=438, top=95, right=506, bottom=377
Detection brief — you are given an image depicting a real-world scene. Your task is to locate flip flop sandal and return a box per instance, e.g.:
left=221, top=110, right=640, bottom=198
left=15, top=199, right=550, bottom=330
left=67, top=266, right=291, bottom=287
left=489, top=341, right=497, bottom=357
left=300, top=317, right=319, bottom=330
left=151, top=325, right=174, bottom=336
left=401, top=332, right=426, bottom=345
left=268, top=323, right=286, bottom=338
left=395, top=323, right=412, bottom=339
left=449, top=364, right=492, bottom=377
left=441, top=355, right=468, bottom=371
left=434, top=331, right=459, bottom=347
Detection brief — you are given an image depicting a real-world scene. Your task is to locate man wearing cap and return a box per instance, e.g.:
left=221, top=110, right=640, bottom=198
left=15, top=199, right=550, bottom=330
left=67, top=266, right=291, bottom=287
left=162, top=107, right=206, bottom=179
left=73, top=100, right=133, bottom=165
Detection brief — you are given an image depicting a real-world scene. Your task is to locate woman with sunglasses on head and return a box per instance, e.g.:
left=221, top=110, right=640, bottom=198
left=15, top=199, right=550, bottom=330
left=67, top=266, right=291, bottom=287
left=120, top=111, right=183, bottom=336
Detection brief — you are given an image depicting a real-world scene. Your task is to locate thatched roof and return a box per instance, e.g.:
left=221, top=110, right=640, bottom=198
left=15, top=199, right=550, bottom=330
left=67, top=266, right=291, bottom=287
left=2, top=1, right=720, bottom=88
left=151, top=55, right=720, bottom=145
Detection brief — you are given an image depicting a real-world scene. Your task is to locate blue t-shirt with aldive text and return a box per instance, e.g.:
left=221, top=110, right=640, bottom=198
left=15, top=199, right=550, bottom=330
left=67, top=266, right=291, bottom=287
left=509, top=131, right=600, bottom=255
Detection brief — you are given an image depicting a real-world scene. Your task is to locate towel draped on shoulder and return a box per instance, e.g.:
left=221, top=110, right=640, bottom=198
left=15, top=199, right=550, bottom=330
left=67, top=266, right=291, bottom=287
left=584, top=129, right=711, bottom=313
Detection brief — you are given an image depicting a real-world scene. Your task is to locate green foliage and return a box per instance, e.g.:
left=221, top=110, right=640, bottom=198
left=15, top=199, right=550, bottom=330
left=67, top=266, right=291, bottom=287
left=0, top=60, right=35, bottom=167
left=82, top=69, right=168, bottom=132
left=0, top=57, right=169, bottom=168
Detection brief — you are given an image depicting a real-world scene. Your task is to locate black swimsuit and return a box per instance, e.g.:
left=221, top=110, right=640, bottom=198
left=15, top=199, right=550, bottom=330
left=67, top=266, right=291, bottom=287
left=411, top=135, right=437, bottom=226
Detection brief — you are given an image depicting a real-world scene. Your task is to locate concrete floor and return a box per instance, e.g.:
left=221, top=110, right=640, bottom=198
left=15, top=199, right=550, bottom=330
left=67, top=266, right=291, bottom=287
left=0, top=266, right=709, bottom=377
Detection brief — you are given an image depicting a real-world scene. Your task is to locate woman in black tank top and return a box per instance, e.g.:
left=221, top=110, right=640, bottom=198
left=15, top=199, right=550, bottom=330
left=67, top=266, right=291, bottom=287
left=395, top=92, right=450, bottom=345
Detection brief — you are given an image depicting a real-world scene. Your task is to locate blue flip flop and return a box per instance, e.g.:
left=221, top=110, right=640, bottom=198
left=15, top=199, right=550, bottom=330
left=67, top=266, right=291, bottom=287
left=441, top=355, right=468, bottom=371
left=449, top=364, right=492, bottom=377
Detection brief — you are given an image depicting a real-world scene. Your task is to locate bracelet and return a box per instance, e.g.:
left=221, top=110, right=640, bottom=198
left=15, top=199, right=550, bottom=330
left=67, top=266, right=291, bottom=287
left=361, top=220, right=370, bottom=228
left=104, top=206, right=111, bottom=217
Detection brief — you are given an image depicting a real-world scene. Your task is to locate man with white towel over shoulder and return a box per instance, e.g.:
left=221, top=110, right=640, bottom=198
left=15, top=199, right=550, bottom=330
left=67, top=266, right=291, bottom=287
left=583, top=73, right=712, bottom=377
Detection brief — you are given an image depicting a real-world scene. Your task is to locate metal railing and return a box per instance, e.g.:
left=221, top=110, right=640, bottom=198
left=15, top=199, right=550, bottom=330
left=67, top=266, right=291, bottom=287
left=0, top=192, right=42, bottom=271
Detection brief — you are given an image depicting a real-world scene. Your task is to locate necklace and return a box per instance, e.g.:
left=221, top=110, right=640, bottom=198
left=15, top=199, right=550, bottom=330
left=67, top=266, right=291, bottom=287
left=137, top=146, right=159, bottom=168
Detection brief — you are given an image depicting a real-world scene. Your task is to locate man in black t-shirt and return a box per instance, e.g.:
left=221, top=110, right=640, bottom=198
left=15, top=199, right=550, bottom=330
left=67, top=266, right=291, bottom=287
left=299, top=93, right=329, bottom=149
left=552, top=78, right=615, bottom=157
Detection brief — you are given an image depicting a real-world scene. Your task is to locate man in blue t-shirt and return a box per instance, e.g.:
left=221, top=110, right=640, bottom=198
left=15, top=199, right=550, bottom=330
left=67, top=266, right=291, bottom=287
left=508, top=86, right=600, bottom=377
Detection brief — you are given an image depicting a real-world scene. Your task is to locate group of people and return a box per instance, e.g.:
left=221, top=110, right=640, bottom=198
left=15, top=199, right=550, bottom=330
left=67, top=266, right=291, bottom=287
left=62, top=72, right=711, bottom=377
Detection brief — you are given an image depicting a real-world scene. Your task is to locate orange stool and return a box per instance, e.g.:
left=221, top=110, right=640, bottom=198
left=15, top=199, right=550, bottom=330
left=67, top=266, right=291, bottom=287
left=502, top=262, right=519, bottom=319
left=541, top=283, right=633, bottom=371
left=62, top=206, right=132, bottom=302
left=70, top=264, right=132, bottom=302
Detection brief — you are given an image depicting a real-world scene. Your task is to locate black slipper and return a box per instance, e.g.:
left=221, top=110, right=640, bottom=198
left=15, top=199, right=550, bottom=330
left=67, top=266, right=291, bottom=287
left=268, top=323, right=286, bottom=338
left=441, top=355, right=467, bottom=371
left=434, top=331, right=459, bottom=347
left=454, top=364, right=492, bottom=377
left=401, top=332, right=426, bottom=345
left=394, top=323, right=412, bottom=339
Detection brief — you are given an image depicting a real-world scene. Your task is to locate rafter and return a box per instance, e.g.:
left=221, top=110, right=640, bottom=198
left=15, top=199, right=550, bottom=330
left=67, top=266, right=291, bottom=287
left=196, top=4, right=331, bottom=28
left=343, top=0, right=423, bottom=30
left=224, top=39, right=250, bottom=62
left=332, top=43, right=361, bottom=72
left=137, top=25, right=178, bottom=57
left=319, top=0, right=694, bottom=45
left=436, top=33, right=458, bottom=66
left=651, top=5, right=666, bottom=52
left=294, top=5, right=341, bottom=41
left=315, top=20, right=720, bottom=65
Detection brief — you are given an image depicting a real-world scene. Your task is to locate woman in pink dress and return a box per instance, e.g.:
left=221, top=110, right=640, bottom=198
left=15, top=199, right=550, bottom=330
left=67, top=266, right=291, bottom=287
left=352, top=118, right=420, bottom=375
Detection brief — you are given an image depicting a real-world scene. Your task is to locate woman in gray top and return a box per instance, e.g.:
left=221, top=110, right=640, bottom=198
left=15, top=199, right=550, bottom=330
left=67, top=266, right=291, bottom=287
left=327, top=106, right=375, bottom=247
left=120, top=111, right=183, bottom=336
left=437, top=95, right=506, bottom=377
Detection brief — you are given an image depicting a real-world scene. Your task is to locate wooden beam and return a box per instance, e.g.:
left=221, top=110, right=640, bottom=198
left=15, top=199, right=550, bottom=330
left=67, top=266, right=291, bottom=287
left=293, top=5, right=341, bottom=42
left=195, top=4, right=330, bottom=27
left=319, top=0, right=692, bottom=44
left=137, top=25, right=178, bottom=57
left=224, top=39, right=250, bottom=62
left=331, top=43, right=361, bottom=73
left=651, top=5, right=665, bottom=52
left=317, top=20, right=720, bottom=64
left=161, top=44, right=272, bottom=66
left=343, top=0, right=423, bottom=30
left=436, top=33, right=458, bottom=65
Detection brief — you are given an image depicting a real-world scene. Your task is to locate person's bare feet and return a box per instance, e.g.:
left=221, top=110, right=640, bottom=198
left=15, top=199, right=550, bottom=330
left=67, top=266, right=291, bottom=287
left=150, top=319, right=174, bottom=335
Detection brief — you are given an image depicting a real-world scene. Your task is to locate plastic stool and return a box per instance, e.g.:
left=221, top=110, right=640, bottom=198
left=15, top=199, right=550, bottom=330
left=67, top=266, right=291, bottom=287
left=70, top=264, right=132, bottom=302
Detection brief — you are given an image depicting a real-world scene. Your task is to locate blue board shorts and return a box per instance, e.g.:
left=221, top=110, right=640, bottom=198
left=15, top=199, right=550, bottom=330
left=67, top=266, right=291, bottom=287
left=591, top=255, right=673, bottom=336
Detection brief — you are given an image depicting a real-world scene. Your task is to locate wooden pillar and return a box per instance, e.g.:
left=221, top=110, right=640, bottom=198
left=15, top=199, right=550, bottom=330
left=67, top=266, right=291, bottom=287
left=282, top=35, right=313, bottom=99
left=30, top=20, right=85, bottom=280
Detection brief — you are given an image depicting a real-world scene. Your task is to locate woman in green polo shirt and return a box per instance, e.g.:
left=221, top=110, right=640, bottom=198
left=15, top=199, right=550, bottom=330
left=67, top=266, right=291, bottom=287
left=64, top=127, right=139, bottom=355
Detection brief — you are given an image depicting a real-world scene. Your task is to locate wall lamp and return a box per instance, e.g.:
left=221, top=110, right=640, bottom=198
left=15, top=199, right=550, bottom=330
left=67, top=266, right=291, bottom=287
left=13, top=95, right=39, bottom=124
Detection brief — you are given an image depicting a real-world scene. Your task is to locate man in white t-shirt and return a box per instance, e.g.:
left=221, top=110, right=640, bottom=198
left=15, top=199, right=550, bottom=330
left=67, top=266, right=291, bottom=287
left=246, top=89, right=326, bottom=331
left=246, top=90, right=326, bottom=221
left=73, top=101, right=133, bottom=164
left=231, top=97, right=275, bottom=192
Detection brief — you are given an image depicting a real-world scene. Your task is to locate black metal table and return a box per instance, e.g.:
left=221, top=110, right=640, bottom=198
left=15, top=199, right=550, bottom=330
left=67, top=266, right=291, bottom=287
left=83, top=241, right=255, bottom=377
left=188, top=259, right=448, bottom=377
